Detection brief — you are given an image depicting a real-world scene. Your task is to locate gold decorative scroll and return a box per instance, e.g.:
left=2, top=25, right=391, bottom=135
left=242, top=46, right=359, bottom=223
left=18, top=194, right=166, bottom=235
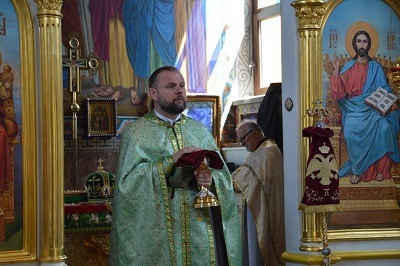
left=292, top=0, right=326, bottom=29
left=34, top=0, right=62, bottom=13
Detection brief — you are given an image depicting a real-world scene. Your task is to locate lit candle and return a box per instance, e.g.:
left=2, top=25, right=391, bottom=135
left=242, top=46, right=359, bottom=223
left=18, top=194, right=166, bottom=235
left=391, top=65, right=400, bottom=72
left=391, top=56, right=400, bottom=72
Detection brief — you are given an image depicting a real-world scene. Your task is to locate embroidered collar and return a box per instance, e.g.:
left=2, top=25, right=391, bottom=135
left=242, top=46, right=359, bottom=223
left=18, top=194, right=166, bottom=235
left=145, top=110, right=188, bottom=126
left=255, top=138, right=275, bottom=150
left=154, top=109, right=182, bottom=125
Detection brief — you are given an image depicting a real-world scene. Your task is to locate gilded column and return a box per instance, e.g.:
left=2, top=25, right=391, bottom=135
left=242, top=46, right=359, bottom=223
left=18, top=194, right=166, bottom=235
left=34, top=0, right=66, bottom=263
left=291, top=0, right=327, bottom=252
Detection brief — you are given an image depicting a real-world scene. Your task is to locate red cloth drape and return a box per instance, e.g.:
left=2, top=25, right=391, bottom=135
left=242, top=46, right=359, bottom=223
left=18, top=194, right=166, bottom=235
left=299, top=126, right=340, bottom=213
left=176, top=150, right=223, bottom=170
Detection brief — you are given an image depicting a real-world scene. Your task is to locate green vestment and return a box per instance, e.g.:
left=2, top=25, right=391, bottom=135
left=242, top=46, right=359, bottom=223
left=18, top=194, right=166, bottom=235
left=109, top=111, right=241, bottom=266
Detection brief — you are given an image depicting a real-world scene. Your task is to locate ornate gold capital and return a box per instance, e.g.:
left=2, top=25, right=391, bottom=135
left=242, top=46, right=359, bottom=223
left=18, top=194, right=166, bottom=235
left=291, top=0, right=326, bottom=30
left=34, top=0, right=62, bottom=14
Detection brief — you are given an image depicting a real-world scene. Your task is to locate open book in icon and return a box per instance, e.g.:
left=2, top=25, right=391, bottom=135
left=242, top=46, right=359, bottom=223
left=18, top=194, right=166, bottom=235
left=364, top=87, right=398, bottom=116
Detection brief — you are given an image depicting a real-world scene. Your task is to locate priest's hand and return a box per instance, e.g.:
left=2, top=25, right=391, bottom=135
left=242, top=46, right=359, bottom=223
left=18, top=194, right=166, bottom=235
left=194, top=167, right=213, bottom=189
left=172, top=146, right=202, bottom=163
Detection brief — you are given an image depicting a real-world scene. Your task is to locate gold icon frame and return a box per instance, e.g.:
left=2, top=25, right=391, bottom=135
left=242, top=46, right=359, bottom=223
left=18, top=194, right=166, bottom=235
left=86, top=98, right=118, bottom=137
left=185, top=94, right=221, bottom=147
left=288, top=0, right=400, bottom=263
left=0, top=0, right=37, bottom=263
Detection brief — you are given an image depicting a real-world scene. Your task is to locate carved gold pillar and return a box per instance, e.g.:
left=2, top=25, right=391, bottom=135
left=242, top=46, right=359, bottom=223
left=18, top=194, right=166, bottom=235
left=291, top=0, right=327, bottom=252
left=34, top=0, right=66, bottom=263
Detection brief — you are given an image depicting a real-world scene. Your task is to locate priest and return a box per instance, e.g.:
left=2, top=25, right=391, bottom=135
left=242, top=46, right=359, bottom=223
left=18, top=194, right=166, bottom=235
left=232, top=120, right=285, bottom=266
left=109, top=66, right=241, bottom=266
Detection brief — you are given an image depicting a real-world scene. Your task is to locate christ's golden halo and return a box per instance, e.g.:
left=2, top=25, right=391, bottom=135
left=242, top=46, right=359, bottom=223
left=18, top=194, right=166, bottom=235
left=345, top=21, right=379, bottom=57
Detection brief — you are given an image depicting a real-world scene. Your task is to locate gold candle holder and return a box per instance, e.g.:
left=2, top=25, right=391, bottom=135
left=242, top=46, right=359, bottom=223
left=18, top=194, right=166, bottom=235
left=194, top=158, right=220, bottom=208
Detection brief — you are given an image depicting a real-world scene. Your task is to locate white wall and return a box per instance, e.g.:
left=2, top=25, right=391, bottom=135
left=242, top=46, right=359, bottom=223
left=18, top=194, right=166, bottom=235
left=281, top=0, right=303, bottom=263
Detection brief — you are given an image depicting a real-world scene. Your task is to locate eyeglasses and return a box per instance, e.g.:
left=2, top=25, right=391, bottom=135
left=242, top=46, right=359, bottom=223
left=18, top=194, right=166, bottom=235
left=238, top=129, right=253, bottom=145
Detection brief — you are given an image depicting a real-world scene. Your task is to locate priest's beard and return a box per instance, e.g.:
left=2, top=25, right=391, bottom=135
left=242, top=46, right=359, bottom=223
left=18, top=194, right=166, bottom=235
left=158, top=94, right=187, bottom=115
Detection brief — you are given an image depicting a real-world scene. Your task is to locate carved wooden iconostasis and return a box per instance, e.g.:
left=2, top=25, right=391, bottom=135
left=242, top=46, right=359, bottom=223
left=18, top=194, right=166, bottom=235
left=291, top=0, right=400, bottom=263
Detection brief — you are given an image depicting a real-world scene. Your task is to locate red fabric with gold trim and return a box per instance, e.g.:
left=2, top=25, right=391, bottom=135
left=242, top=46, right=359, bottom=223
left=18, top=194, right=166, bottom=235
left=299, top=126, right=340, bottom=213
left=176, top=150, right=223, bottom=170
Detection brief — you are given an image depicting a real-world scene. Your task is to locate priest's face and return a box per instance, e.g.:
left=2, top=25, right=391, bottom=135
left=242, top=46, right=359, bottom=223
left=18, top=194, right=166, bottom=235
left=237, top=126, right=256, bottom=152
left=150, top=70, right=187, bottom=118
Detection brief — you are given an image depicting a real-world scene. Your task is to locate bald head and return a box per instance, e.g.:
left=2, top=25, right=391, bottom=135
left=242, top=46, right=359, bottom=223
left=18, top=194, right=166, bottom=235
left=236, top=120, right=265, bottom=152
